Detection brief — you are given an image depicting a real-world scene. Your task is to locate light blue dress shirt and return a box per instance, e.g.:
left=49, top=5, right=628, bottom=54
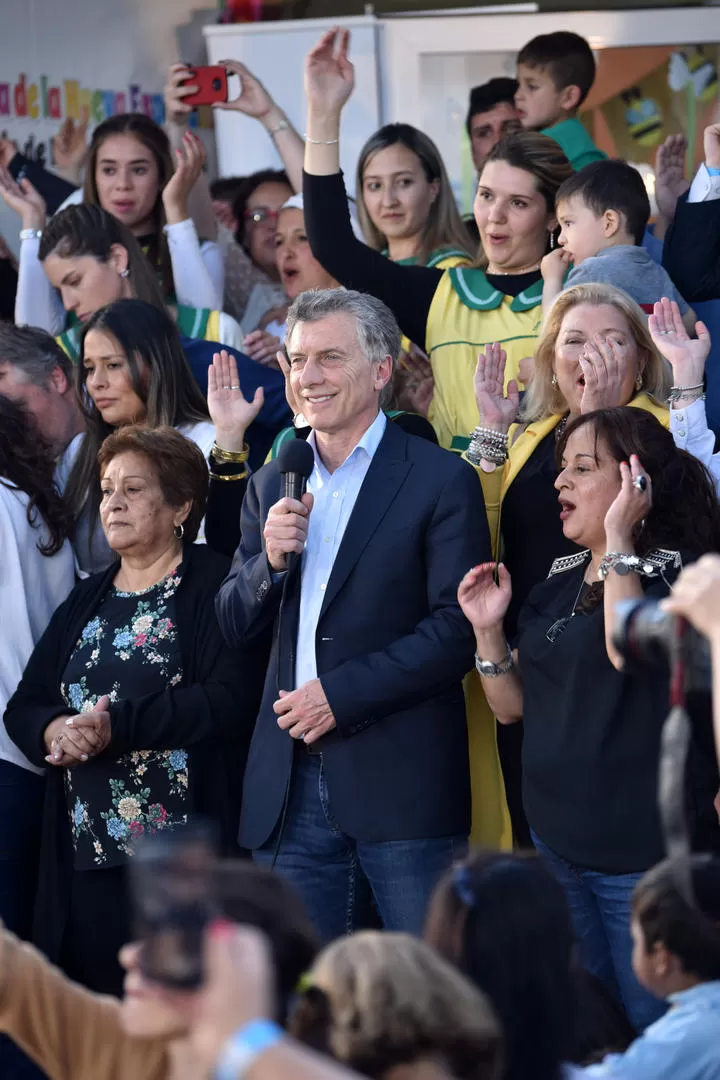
left=582, top=981, right=720, bottom=1079
left=295, top=411, right=387, bottom=688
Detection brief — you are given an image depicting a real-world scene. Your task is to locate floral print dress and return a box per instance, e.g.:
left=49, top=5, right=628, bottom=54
left=61, top=569, right=189, bottom=870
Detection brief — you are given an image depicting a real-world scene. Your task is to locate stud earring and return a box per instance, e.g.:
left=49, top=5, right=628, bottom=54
left=120, top=268, right=130, bottom=278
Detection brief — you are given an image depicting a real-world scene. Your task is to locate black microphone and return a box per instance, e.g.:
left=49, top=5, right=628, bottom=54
left=277, top=438, right=315, bottom=574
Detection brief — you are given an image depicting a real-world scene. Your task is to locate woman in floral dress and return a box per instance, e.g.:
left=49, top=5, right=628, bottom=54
left=5, top=426, right=261, bottom=996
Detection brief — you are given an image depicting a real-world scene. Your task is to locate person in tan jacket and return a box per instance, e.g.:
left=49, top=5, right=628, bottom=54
left=0, top=863, right=318, bottom=1080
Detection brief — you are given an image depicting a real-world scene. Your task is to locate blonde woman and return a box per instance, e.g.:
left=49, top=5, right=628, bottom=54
left=466, top=283, right=673, bottom=847
left=289, top=932, right=502, bottom=1080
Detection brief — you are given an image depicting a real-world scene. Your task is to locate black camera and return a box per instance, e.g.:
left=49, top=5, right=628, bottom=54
left=613, top=599, right=711, bottom=691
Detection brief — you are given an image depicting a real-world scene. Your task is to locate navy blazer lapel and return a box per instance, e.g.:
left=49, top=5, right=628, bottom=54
left=319, top=421, right=411, bottom=617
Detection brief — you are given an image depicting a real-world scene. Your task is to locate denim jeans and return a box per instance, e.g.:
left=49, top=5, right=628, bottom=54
left=254, top=750, right=467, bottom=942
left=0, top=759, right=48, bottom=1079
left=531, top=830, right=665, bottom=1032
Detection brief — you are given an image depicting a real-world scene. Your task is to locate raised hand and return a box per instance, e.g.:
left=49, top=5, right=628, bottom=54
left=458, top=562, right=512, bottom=632
left=473, top=342, right=519, bottom=432
left=162, top=131, right=207, bottom=224
left=579, top=335, right=626, bottom=413
left=649, top=296, right=709, bottom=390
left=215, top=60, right=275, bottom=119
left=304, top=28, right=354, bottom=117
left=164, top=62, right=197, bottom=126
left=604, top=455, right=652, bottom=548
left=655, top=134, right=689, bottom=221
left=208, top=350, right=264, bottom=453
left=243, top=330, right=284, bottom=368
left=52, top=117, right=89, bottom=174
left=0, top=167, right=46, bottom=229
left=704, top=122, right=720, bottom=170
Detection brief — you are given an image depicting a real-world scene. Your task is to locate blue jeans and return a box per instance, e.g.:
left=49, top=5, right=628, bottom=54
left=0, top=759, right=48, bottom=1079
left=531, top=830, right=665, bottom=1032
left=254, top=750, right=466, bottom=942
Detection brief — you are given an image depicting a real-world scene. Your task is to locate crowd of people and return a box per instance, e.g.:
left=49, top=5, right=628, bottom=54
left=0, top=22, right=720, bottom=1080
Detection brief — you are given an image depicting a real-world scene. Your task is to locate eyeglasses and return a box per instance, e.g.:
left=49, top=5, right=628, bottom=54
left=244, top=207, right=280, bottom=225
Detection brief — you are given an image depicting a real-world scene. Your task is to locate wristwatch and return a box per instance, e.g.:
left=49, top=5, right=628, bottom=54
left=474, top=642, right=514, bottom=677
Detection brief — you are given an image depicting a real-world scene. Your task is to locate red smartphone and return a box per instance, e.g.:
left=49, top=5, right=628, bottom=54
left=181, top=67, right=228, bottom=108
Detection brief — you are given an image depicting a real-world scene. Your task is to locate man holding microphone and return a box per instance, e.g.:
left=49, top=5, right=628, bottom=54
left=216, top=288, right=489, bottom=941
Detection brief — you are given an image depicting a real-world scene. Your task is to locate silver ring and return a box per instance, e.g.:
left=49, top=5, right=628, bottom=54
left=230, top=384, right=241, bottom=390
left=658, top=330, right=670, bottom=335
left=222, top=385, right=231, bottom=390
left=633, top=475, right=648, bottom=492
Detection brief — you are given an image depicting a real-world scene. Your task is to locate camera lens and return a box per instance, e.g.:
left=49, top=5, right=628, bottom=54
left=212, top=78, right=222, bottom=91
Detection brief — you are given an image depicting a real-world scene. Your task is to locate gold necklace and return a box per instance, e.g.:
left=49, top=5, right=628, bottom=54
left=486, top=261, right=542, bottom=276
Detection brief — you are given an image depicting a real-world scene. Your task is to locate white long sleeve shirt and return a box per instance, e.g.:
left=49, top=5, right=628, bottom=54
left=15, top=198, right=224, bottom=329
left=669, top=395, right=720, bottom=493
left=0, top=484, right=76, bottom=773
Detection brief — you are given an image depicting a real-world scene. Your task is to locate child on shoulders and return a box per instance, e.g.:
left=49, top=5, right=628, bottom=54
left=516, top=31, right=606, bottom=171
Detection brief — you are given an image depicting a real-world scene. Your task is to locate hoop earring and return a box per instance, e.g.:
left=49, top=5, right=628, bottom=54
left=174, top=523, right=184, bottom=539
left=119, top=268, right=130, bottom=278
left=551, top=373, right=558, bottom=388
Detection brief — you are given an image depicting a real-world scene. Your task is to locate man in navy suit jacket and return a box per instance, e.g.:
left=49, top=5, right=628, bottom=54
left=216, top=288, right=490, bottom=941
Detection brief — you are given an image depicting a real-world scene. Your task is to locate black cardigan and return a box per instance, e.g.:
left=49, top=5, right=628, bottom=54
left=4, top=543, right=265, bottom=961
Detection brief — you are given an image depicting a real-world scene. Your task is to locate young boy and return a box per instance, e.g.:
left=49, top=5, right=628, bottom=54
left=516, top=31, right=606, bottom=170
left=541, top=159, right=693, bottom=328
left=581, top=855, right=720, bottom=1078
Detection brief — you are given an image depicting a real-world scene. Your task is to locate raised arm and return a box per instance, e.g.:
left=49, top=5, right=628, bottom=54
left=662, top=123, right=720, bottom=302
left=457, top=562, right=523, bottom=724
left=302, top=29, right=440, bottom=348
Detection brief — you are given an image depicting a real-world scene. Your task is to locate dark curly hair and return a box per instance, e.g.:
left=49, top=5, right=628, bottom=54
left=557, top=407, right=720, bottom=555
left=0, top=396, right=72, bottom=556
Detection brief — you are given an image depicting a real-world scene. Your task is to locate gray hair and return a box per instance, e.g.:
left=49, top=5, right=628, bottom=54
left=285, top=288, right=402, bottom=368
left=0, top=322, right=73, bottom=386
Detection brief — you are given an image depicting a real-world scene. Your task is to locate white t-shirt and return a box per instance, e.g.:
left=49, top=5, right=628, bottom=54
left=0, top=483, right=76, bottom=773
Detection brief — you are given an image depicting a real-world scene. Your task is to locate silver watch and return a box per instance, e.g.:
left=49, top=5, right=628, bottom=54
left=475, top=643, right=514, bottom=677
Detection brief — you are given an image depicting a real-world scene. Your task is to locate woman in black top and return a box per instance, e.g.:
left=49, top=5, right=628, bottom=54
left=5, top=426, right=260, bottom=996
left=458, top=407, right=720, bottom=1032
left=302, top=29, right=573, bottom=454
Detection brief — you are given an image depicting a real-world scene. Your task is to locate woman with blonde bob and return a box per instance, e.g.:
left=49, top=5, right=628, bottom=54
left=464, top=283, right=675, bottom=848
left=289, top=931, right=502, bottom=1080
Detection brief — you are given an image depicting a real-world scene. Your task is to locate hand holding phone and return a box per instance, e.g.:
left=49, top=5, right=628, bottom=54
left=180, top=66, right=229, bottom=108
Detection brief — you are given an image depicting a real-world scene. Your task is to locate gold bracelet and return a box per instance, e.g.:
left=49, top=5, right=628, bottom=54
left=209, top=467, right=249, bottom=482
left=211, top=442, right=249, bottom=464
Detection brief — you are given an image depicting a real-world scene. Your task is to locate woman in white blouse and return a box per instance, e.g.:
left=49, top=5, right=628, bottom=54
left=1, top=113, right=224, bottom=333
left=650, top=297, right=720, bottom=492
